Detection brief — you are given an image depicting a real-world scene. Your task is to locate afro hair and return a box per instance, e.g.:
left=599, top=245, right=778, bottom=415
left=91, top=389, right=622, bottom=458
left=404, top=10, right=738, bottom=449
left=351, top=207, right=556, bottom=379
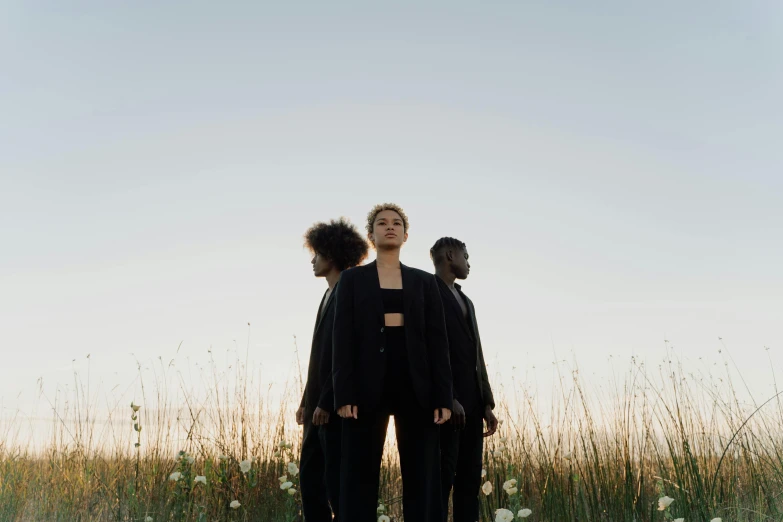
left=304, top=217, right=369, bottom=271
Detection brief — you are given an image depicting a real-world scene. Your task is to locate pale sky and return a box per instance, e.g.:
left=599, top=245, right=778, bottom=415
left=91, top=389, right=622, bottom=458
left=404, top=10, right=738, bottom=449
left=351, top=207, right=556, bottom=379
left=2, top=1, right=782, bottom=419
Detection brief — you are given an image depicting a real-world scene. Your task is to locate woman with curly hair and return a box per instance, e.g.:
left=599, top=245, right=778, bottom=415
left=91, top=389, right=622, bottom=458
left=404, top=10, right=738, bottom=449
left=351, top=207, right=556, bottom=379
left=333, top=203, right=453, bottom=521
left=298, top=217, right=369, bottom=522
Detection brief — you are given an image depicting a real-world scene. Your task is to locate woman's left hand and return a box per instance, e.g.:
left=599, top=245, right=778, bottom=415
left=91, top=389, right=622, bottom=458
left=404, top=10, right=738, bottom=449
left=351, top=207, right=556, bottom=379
left=434, top=408, right=452, bottom=424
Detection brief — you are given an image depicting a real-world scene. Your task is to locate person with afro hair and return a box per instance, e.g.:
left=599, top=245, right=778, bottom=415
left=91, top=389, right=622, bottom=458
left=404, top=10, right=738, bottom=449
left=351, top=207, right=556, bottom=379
left=297, top=217, right=368, bottom=522
left=332, top=203, right=453, bottom=522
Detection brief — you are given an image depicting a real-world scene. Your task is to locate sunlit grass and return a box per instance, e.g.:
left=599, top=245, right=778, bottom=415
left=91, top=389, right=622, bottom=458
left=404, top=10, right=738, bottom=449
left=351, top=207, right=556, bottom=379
left=2, top=346, right=783, bottom=521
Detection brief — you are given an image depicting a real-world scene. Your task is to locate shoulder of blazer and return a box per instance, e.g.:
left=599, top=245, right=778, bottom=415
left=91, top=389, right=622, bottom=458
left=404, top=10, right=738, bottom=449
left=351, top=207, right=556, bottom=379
left=402, top=264, right=436, bottom=283
left=340, top=262, right=370, bottom=281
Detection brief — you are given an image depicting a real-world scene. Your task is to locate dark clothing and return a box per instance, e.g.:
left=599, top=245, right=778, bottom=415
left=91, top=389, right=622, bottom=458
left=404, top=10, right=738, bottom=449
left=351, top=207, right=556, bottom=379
left=333, top=261, right=452, bottom=522
left=300, top=287, right=338, bottom=412
left=381, top=288, right=404, bottom=313
left=300, top=285, right=340, bottom=521
left=440, top=413, right=484, bottom=522
left=332, top=261, right=453, bottom=412
left=436, top=276, right=495, bottom=522
left=435, top=277, right=494, bottom=415
left=340, top=327, right=442, bottom=522
left=300, top=414, right=342, bottom=522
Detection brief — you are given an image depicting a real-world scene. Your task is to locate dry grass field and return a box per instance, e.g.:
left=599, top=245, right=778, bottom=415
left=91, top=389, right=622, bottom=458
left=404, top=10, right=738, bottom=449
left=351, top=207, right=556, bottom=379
left=2, top=347, right=783, bottom=522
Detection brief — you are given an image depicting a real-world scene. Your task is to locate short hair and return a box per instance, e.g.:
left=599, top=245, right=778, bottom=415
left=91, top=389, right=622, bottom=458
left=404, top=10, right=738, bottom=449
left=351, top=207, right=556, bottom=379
left=430, top=237, right=466, bottom=266
left=365, top=203, right=410, bottom=247
left=304, top=217, right=369, bottom=271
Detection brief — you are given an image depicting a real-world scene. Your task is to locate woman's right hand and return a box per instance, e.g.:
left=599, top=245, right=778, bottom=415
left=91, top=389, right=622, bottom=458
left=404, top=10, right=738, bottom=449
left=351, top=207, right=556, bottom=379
left=337, top=405, right=358, bottom=419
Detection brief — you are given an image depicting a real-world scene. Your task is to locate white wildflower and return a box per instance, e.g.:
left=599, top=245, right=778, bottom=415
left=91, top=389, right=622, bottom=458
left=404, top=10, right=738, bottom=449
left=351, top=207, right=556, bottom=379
left=218, top=455, right=229, bottom=461
left=378, top=516, right=390, bottom=522
left=194, top=475, right=206, bottom=485
left=481, top=468, right=487, bottom=478
left=499, top=437, right=508, bottom=443
left=673, top=519, right=685, bottom=522
left=658, top=496, right=675, bottom=511
left=278, top=475, right=288, bottom=483
left=239, top=459, right=252, bottom=474
left=287, top=487, right=297, bottom=496
left=145, top=517, right=153, bottom=522
left=377, top=504, right=386, bottom=514
left=280, top=481, right=293, bottom=490
left=287, top=462, right=300, bottom=476
left=518, top=508, right=532, bottom=518
left=710, top=519, right=721, bottom=522
left=186, top=456, right=195, bottom=465
left=229, top=500, right=241, bottom=509
left=493, top=450, right=503, bottom=458
left=505, top=487, right=518, bottom=495
left=495, top=508, right=514, bottom=522
left=168, top=471, right=182, bottom=482
left=502, top=479, right=517, bottom=491
left=481, top=481, right=493, bottom=495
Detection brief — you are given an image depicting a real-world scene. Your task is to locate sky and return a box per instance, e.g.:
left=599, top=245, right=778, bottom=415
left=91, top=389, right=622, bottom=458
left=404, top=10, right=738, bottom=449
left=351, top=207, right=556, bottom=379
left=1, top=1, right=782, bottom=422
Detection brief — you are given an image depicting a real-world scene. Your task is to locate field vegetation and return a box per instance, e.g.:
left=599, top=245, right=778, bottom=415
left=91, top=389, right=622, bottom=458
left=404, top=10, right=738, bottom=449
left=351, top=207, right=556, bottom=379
left=1, top=347, right=782, bottom=521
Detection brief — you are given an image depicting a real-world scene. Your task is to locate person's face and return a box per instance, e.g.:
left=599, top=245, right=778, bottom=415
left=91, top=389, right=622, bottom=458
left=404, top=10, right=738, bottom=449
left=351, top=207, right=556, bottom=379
left=311, top=251, right=334, bottom=277
left=370, top=210, right=407, bottom=250
left=451, top=247, right=470, bottom=280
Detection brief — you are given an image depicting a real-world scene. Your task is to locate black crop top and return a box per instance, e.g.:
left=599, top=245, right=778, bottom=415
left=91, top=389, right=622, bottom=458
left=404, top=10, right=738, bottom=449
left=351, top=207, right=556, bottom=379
left=381, top=288, right=404, bottom=314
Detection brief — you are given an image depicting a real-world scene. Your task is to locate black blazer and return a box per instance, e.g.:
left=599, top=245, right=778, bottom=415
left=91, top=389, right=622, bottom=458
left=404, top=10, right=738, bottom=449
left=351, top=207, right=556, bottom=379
left=332, top=261, right=453, bottom=412
left=299, top=286, right=337, bottom=413
left=436, top=276, right=495, bottom=412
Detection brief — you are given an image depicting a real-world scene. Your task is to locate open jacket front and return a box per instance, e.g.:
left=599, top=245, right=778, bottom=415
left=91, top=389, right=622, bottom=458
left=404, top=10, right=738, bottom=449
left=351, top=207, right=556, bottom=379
left=331, top=261, right=453, bottom=412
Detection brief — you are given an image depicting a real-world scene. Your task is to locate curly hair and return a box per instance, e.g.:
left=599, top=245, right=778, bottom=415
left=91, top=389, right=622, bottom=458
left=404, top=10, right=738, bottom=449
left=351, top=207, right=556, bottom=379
left=430, top=236, right=467, bottom=266
left=365, top=203, right=409, bottom=247
left=304, top=217, right=369, bottom=271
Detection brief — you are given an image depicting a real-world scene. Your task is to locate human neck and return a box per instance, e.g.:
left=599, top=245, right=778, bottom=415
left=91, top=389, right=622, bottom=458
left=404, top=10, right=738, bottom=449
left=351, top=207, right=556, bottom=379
left=435, top=268, right=456, bottom=289
left=375, top=248, right=401, bottom=268
left=325, top=269, right=340, bottom=290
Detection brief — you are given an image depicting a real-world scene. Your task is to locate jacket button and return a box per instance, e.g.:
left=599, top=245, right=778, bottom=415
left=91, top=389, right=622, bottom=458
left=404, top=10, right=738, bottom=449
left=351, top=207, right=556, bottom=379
left=380, top=347, right=385, bottom=352
left=380, top=327, right=384, bottom=333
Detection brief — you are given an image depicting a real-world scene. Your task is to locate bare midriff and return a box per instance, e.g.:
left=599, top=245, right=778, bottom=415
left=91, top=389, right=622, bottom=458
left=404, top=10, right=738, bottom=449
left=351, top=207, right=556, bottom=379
left=384, top=313, right=405, bottom=327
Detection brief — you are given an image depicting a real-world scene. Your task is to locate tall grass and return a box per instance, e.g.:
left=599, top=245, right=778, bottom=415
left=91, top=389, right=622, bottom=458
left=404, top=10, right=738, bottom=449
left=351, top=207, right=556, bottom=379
left=2, top=346, right=783, bottom=521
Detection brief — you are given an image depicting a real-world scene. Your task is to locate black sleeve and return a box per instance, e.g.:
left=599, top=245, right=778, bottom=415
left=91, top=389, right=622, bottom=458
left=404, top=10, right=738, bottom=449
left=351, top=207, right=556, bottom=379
left=317, top=332, right=335, bottom=411
left=473, top=305, right=495, bottom=409
left=332, top=270, right=357, bottom=410
left=299, top=389, right=306, bottom=410
left=425, top=274, right=453, bottom=410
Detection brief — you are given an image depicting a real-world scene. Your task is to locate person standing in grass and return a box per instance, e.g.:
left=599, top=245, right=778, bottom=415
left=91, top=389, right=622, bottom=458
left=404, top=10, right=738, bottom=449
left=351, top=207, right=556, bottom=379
left=333, top=203, right=453, bottom=522
left=296, top=217, right=369, bottom=522
left=430, top=237, right=498, bottom=522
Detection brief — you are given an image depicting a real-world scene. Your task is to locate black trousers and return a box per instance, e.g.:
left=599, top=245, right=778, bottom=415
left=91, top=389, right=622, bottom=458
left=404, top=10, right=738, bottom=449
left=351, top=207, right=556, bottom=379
left=440, top=412, right=484, bottom=522
left=339, top=327, right=443, bottom=522
left=300, top=412, right=342, bottom=522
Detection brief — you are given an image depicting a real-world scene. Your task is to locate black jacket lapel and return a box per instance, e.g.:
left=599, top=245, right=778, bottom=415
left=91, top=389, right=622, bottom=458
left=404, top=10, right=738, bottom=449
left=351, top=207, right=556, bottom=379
left=401, top=263, right=416, bottom=317
left=313, top=284, right=337, bottom=334
left=365, top=261, right=384, bottom=325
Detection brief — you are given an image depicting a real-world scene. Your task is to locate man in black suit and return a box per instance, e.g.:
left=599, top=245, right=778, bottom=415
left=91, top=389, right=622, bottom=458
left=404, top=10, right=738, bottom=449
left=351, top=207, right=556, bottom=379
left=430, top=237, right=498, bottom=522
left=296, top=217, right=368, bottom=522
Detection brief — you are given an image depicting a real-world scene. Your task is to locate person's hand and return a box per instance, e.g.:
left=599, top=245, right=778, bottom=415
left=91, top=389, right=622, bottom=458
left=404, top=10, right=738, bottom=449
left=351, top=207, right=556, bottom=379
left=434, top=407, right=452, bottom=425
left=296, top=407, right=305, bottom=426
left=451, top=399, right=466, bottom=430
left=483, top=405, right=498, bottom=437
left=313, top=407, right=330, bottom=426
left=337, top=405, right=358, bottom=419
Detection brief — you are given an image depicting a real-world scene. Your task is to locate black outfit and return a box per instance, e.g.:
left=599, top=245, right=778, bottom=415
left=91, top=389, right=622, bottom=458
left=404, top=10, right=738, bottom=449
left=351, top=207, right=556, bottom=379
left=333, top=261, right=453, bottom=522
left=299, top=287, right=341, bottom=522
left=436, top=277, right=495, bottom=522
